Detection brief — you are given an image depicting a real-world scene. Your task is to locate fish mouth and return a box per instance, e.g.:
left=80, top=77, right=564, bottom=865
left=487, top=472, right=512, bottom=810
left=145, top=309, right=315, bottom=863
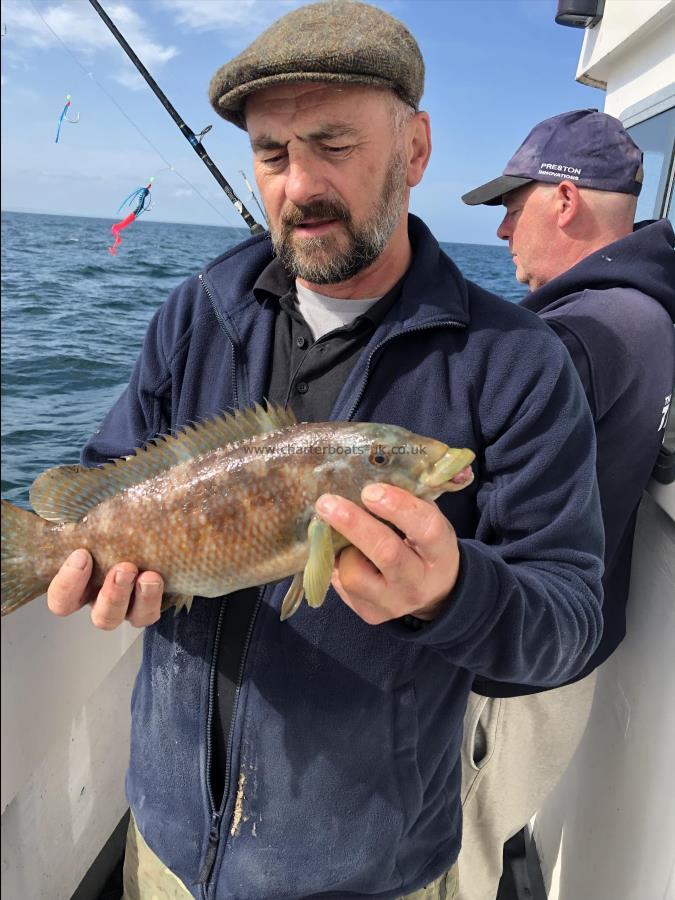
left=421, top=448, right=476, bottom=489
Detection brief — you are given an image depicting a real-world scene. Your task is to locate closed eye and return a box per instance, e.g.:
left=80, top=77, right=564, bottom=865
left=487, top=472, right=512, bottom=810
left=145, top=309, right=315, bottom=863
left=262, top=153, right=287, bottom=166
left=321, top=144, right=352, bottom=157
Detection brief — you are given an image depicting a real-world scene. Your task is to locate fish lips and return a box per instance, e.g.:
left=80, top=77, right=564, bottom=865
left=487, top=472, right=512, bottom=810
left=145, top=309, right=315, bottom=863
left=421, top=448, right=476, bottom=491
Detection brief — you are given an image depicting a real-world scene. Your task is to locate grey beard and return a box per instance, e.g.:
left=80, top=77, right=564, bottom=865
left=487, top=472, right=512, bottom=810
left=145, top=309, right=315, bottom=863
left=271, top=151, right=408, bottom=285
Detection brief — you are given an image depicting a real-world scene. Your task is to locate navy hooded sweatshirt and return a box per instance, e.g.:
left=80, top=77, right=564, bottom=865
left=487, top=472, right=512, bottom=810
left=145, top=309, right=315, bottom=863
left=82, top=216, right=604, bottom=899
left=473, top=219, right=675, bottom=698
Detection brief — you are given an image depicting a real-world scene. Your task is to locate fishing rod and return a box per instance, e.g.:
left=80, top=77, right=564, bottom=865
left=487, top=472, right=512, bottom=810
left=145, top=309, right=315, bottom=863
left=87, top=0, right=264, bottom=236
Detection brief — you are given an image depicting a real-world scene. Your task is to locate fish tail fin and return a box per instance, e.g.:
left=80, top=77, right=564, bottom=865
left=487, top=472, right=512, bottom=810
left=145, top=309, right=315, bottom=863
left=1, top=500, right=51, bottom=616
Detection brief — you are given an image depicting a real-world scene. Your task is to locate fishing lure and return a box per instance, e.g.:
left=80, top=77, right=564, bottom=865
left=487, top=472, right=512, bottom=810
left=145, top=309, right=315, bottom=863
left=55, top=94, right=80, bottom=143
left=108, top=177, right=154, bottom=256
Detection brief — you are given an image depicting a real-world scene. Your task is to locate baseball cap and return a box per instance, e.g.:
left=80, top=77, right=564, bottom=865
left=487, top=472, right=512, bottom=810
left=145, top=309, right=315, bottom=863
left=208, top=0, right=425, bottom=130
left=462, top=109, right=644, bottom=206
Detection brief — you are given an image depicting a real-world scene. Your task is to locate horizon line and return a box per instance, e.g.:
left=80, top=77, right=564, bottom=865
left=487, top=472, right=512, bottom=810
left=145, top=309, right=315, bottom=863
left=0, top=207, right=505, bottom=249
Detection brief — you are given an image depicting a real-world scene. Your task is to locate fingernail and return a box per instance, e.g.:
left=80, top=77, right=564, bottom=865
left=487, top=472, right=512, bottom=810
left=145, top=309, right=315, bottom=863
left=114, top=568, right=136, bottom=587
left=66, top=549, right=89, bottom=570
left=139, top=581, right=162, bottom=595
left=363, top=484, right=385, bottom=502
left=316, top=494, right=337, bottom=515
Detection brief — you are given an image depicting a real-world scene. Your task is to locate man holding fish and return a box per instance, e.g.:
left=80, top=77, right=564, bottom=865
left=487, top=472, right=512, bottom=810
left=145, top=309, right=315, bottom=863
left=9, top=2, right=607, bottom=898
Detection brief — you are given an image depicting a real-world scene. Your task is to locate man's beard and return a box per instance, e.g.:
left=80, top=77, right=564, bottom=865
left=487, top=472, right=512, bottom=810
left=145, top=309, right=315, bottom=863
left=270, top=150, right=408, bottom=285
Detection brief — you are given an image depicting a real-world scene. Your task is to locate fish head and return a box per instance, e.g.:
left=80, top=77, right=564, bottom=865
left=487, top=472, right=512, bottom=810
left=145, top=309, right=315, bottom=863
left=359, top=425, right=476, bottom=501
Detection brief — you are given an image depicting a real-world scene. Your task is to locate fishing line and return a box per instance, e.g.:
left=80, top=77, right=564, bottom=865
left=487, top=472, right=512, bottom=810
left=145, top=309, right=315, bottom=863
left=239, top=170, right=269, bottom=227
left=27, top=0, right=244, bottom=230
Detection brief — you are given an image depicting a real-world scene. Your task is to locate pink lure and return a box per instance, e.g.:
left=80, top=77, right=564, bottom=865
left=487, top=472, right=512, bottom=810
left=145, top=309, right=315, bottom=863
left=108, top=212, right=136, bottom=256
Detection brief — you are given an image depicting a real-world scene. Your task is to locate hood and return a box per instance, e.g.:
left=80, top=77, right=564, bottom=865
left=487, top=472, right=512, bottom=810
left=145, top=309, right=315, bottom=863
left=521, top=219, right=675, bottom=322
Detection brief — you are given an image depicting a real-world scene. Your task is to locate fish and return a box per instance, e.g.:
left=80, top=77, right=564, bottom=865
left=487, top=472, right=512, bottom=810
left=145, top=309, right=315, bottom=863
left=1, top=403, right=475, bottom=621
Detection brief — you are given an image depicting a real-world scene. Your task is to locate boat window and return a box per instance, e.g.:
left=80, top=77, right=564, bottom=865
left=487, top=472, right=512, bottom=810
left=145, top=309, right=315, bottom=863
left=627, top=106, right=675, bottom=224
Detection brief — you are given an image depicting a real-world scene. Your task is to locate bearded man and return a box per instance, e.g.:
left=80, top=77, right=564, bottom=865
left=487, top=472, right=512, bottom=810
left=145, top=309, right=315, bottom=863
left=45, top=3, right=605, bottom=899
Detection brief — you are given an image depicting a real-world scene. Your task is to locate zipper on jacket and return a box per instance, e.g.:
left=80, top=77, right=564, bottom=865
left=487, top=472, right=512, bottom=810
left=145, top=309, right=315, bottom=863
left=197, top=601, right=226, bottom=885
left=199, top=273, right=239, bottom=410
left=197, top=586, right=266, bottom=889
left=221, top=586, right=266, bottom=816
left=197, top=810, right=222, bottom=887
left=346, top=321, right=466, bottom=421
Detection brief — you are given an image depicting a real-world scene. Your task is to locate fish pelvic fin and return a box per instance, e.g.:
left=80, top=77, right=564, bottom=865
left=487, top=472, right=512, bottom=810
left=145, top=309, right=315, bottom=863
left=280, top=572, right=305, bottom=621
left=161, top=593, right=194, bottom=616
left=28, top=402, right=299, bottom=523
left=1, top=500, right=51, bottom=616
left=302, top=516, right=335, bottom=610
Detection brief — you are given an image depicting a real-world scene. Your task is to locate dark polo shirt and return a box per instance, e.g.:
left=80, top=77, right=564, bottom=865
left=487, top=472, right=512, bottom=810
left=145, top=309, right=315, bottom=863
left=212, top=257, right=402, bottom=801
left=259, top=256, right=401, bottom=420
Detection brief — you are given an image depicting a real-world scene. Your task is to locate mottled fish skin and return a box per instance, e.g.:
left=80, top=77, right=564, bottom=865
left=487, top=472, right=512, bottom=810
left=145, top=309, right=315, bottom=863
left=1, top=407, right=475, bottom=618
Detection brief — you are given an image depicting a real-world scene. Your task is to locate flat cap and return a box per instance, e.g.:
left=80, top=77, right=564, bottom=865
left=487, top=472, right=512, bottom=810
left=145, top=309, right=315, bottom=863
left=208, top=0, right=425, bottom=130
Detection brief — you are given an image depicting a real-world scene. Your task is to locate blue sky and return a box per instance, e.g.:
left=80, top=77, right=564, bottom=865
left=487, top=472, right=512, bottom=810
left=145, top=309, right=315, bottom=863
left=0, top=0, right=602, bottom=245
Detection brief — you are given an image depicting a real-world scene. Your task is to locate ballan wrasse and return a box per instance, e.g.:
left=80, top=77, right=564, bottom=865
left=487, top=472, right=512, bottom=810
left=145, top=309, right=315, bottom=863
left=1, top=404, right=475, bottom=620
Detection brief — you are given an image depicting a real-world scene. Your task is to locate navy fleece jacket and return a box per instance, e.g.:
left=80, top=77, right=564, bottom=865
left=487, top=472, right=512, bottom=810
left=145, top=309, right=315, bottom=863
left=474, top=219, right=675, bottom=697
left=82, top=216, right=603, bottom=899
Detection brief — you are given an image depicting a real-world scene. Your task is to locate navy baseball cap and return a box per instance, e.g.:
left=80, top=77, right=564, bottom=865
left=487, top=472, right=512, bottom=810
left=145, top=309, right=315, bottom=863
left=462, top=109, right=644, bottom=206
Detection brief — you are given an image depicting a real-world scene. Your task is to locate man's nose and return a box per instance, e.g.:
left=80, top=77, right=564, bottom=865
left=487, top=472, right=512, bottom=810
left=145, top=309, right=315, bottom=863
left=496, top=215, right=510, bottom=241
left=284, top=158, right=327, bottom=207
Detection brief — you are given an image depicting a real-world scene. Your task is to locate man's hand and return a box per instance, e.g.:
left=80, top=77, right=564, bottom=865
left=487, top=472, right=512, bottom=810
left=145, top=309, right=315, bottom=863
left=315, top=483, right=460, bottom=625
left=47, top=549, right=164, bottom=630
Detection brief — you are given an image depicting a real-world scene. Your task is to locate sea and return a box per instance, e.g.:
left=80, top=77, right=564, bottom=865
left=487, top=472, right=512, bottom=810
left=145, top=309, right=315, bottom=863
left=1, top=210, right=524, bottom=507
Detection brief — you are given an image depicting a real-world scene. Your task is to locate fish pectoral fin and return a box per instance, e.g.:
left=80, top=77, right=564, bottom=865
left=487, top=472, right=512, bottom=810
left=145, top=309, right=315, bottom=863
left=280, top=572, right=305, bottom=621
left=302, top=516, right=335, bottom=610
left=161, top=593, right=194, bottom=615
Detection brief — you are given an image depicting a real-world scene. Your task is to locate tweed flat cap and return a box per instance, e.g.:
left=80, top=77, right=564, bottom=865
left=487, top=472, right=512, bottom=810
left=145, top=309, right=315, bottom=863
left=208, top=0, right=425, bottom=130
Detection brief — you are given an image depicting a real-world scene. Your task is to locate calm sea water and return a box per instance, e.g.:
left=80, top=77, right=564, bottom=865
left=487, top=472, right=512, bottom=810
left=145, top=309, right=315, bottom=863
left=1, top=210, right=523, bottom=506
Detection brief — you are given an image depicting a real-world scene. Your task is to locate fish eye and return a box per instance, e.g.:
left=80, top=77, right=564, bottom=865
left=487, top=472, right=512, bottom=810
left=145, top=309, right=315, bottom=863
left=369, top=446, right=391, bottom=466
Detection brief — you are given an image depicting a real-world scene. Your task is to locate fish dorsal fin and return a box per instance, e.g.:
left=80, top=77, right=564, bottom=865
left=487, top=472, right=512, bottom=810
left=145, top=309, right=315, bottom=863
left=29, top=402, right=298, bottom=523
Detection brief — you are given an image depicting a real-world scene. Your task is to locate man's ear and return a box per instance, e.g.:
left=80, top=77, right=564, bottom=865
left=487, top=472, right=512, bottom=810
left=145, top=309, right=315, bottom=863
left=407, top=112, right=431, bottom=187
left=556, top=180, right=581, bottom=227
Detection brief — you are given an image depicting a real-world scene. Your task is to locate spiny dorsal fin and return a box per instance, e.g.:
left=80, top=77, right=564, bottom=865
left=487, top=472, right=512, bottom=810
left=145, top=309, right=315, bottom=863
left=29, top=402, right=298, bottom=523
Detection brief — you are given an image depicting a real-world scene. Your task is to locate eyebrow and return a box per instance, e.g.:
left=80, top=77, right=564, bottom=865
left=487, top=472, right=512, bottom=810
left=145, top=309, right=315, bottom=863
left=250, top=123, right=358, bottom=152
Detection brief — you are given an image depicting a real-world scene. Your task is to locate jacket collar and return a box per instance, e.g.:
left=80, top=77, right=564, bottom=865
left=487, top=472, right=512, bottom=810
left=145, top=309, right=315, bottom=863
left=200, top=215, right=472, bottom=409
left=520, top=219, right=675, bottom=317
left=202, top=214, right=472, bottom=335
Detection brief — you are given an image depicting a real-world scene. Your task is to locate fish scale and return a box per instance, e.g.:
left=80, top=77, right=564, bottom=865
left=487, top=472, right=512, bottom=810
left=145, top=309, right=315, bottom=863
left=1, top=403, right=476, bottom=619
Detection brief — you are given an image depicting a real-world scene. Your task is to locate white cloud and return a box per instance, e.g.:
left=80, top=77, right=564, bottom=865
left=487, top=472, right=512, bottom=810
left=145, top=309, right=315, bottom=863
left=160, top=0, right=262, bottom=30
left=0, top=1, right=177, bottom=86
left=1, top=1, right=116, bottom=51
left=111, top=67, right=147, bottom=91
left=172, top=187, right=193, bottom=198
left=159, top=0, right=302, bottom=33
left=103, top=3, right=178, bottom=68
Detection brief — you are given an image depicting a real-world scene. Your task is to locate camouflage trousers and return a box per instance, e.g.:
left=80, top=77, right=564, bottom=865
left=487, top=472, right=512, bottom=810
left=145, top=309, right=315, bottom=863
left=123, top=815, right=458, bottom=900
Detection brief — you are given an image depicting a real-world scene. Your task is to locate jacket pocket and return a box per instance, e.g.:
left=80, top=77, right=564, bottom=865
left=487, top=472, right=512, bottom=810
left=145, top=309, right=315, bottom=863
left=392, top=682, right=424, bottom=831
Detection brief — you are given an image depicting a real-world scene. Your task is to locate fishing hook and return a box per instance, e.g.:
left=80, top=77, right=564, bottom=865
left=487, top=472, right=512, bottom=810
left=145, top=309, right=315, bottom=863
left=55, top=94, right=80, bottom=143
